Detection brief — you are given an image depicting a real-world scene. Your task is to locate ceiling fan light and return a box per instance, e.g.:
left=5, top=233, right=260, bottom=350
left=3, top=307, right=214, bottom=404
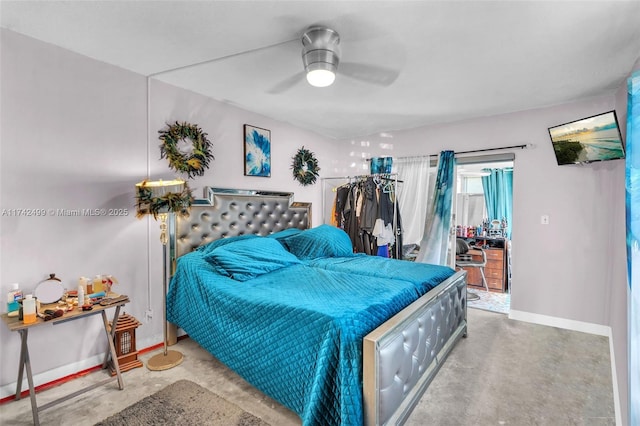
left=301, top=26, right=340, bottom=88
left=306, top=68, right=336, bottom=87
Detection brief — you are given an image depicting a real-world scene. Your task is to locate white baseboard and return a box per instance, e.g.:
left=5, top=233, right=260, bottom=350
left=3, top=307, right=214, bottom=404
left=508, top=309, right=610, bottom=335
left=508, top=309, right=621, bottom=425
left=0, top=334, right=164, bottom=400
left=0, top=352, right=105, bottom=400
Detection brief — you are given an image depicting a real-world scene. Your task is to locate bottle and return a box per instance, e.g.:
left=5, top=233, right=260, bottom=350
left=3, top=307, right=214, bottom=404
left=22, top=294, right=36, bottom=324
left=77, top=284, right=85, bottom=310
left=7, top=283, right=23, bottom=314
left=92, top=275, right=103, bottom=293
left=79, top=276, right=88, bottom=294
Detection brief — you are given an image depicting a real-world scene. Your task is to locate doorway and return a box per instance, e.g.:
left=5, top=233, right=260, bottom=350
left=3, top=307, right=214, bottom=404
left=454, top=156, right=513, bottom=314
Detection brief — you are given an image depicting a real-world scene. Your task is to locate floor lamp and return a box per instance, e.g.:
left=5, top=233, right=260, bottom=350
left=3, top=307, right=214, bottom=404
left=135, top=179, right=189, bottom=371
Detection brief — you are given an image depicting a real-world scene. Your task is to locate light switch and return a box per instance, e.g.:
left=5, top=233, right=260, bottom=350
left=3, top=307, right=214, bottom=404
left=541, top=215, right=550, bottom=225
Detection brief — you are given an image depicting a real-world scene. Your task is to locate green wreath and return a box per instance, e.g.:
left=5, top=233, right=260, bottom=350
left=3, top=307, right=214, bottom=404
left=159, top=121, right=214, bottom=178
left=135, top=180, right=194, bottom=219
left=291, top=146, right=320, bottom=186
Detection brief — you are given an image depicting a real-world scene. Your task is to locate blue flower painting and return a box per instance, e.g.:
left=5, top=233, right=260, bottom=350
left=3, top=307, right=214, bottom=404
left=244, top=125, right=271, bottom=177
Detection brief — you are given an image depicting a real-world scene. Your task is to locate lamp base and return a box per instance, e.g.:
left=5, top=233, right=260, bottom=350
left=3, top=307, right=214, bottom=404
left=146, top=350, right=184, bottom=371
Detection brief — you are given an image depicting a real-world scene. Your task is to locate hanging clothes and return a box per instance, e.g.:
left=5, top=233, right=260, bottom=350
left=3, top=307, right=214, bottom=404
left=330, top=174, right=403, bottom=259
left=373, top=182, right=394, bottom=257
left=335, top=185, right=349, bottom=223
left=359, top=177, right=378, bottom=232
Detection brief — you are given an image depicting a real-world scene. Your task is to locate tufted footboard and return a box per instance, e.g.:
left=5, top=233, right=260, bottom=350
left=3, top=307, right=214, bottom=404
left=363, top=270, right=467, bottom=425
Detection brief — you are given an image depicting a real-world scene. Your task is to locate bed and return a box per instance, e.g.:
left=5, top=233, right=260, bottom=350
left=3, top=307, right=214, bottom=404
left=166, top=188, right=467, bottom=425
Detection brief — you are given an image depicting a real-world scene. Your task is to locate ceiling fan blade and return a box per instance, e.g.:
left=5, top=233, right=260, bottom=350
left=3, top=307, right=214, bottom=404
left=267, top=71, right=305, bottom=94
left=338, top=62, right=399, bottom=87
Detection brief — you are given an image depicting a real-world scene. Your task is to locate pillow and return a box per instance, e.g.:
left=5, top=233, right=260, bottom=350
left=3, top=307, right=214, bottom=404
left=267, top=228, right=303, bottom=245
left=282, top=224, right=354, bottom=260
left=202, top=237, right=301, bottom=281
left=196, top=234, right=259, bottom=254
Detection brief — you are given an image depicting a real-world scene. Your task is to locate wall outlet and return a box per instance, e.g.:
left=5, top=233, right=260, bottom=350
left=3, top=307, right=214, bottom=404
left=541, top=215, right=550, bottom=225
left=145, top=309, right=153, bottom=322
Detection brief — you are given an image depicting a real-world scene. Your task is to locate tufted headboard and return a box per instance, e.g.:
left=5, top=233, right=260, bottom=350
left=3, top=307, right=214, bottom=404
left=170, top=187, right=311, bottom=261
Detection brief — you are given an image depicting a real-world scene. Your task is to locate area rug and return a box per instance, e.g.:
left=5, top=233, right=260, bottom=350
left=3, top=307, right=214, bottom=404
left=94, top=379, right=270, bottom=426
left=467, top=288, right=510, bottom=314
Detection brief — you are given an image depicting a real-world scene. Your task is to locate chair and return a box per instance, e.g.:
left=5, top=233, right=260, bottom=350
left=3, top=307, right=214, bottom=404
left=455, top=238, right=488, bottom=292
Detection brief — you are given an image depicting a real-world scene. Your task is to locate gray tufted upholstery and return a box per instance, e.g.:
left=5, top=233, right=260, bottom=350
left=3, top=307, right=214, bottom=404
left=172, top=188, right=311, bottom=259
left=364, top=272, right=467, bottom=425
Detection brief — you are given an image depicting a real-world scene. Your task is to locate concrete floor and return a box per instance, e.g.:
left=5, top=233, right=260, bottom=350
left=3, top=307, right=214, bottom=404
left=0, top=309, right=615, bottom=426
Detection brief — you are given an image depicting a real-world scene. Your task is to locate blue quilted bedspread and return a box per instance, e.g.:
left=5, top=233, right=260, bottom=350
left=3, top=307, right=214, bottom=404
left=306, top=255, right=455, bottom=294
left=167, top=236, right=454, bottom=426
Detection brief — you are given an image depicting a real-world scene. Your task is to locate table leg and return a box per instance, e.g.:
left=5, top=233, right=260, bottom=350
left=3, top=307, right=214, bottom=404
left=101, top=307, right=124, bottom=389
left=16, top=329, right=39, bottom=425
left=101, top=305, right=121, bottom=369
left=15, top=329, right=26, bottom=399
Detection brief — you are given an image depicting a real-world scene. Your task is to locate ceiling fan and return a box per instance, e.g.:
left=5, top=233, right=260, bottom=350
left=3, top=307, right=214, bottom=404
left=268, top=25, right=400, bottom=94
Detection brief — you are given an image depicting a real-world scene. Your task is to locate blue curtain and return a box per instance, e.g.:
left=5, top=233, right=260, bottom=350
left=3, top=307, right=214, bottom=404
left=481, top=168, right=513, bottom=239
left=627, top=69, right=640, bottom=425
left=416, top=150, right=455, bottom=265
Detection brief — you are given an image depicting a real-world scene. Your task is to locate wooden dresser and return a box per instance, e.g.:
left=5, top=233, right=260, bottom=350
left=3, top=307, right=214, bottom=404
left=459, top=238, right=509, bottom=293
left=483, top=247, right=507, bottom=292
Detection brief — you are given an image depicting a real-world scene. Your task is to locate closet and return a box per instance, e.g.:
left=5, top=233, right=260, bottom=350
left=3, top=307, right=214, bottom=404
left=322, top=174, right=403, bottom=259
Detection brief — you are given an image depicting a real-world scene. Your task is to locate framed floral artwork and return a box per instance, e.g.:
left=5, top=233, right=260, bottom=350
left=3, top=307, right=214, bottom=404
left=244, top=124, right=271, bottom=177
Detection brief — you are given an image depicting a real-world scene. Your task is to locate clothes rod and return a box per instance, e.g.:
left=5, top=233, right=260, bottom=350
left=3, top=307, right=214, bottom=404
left=428, top=143, right=529, bottom=158
left=322, top=173, right=403, bottom=183
left=371, top=143, right=530, bottom=161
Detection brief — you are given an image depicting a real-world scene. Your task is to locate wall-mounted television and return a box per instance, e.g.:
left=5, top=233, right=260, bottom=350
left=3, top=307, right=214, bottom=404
left=548, top=110, right=626, bottom=165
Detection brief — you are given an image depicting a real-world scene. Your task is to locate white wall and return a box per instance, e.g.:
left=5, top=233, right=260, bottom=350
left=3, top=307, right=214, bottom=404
left=333, top=95, right=629, bottom=424
left=0, top=29, right=149, bottom=393
left=0, top=30, right=338, bottom=397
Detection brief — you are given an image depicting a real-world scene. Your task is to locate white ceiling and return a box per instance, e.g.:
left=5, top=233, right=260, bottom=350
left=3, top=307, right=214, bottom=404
left=2, top=1, right=640, bottom=140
